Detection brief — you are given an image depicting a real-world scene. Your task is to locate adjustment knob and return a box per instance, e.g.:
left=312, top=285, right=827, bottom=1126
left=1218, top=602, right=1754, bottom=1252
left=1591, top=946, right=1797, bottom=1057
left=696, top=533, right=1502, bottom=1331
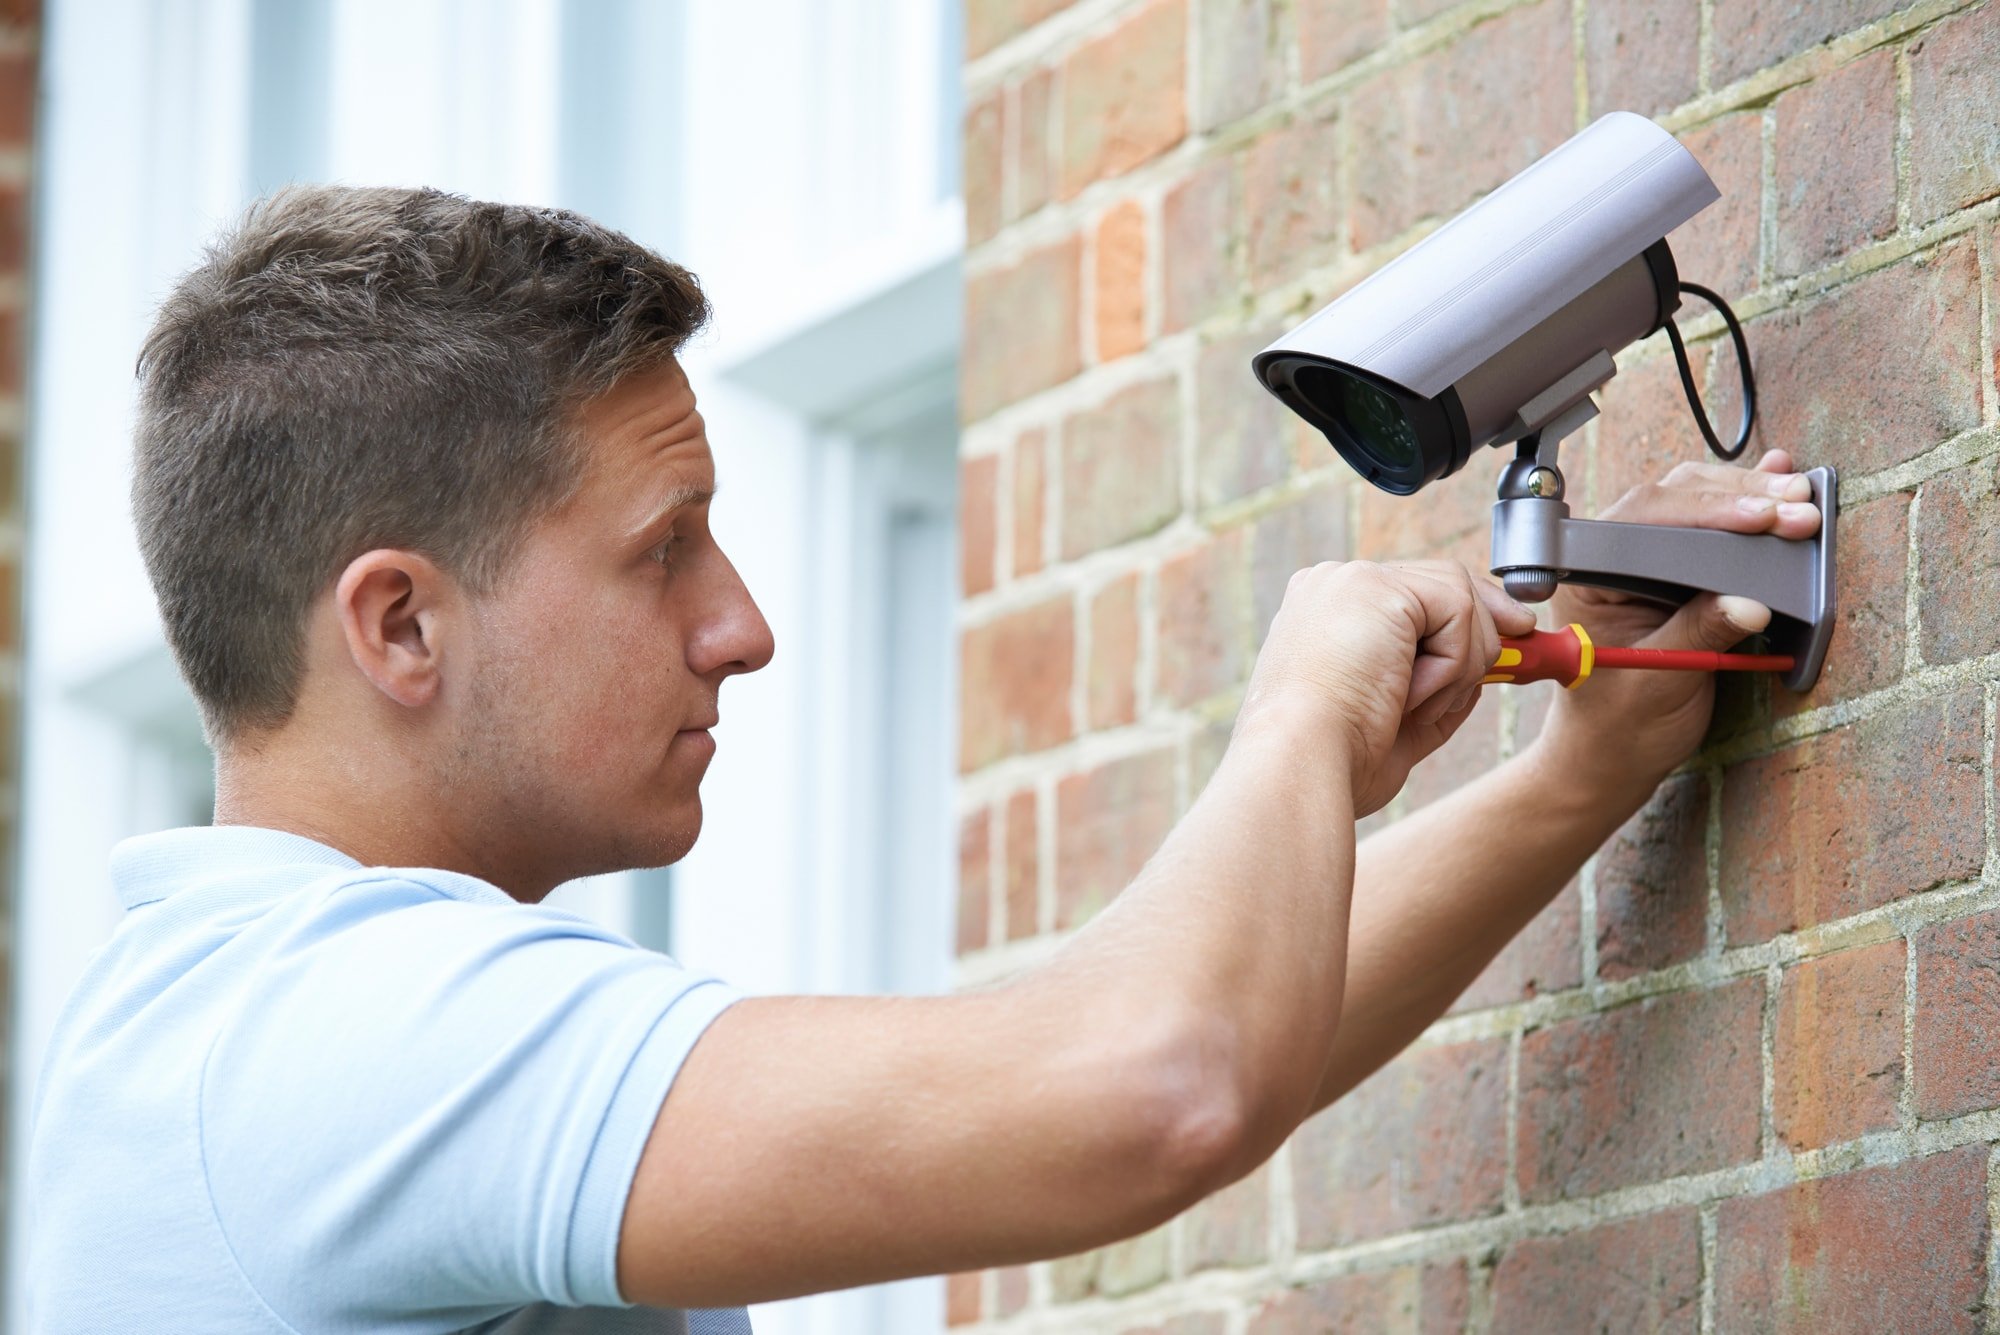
left=1502, top=569, right=1560, bottom=602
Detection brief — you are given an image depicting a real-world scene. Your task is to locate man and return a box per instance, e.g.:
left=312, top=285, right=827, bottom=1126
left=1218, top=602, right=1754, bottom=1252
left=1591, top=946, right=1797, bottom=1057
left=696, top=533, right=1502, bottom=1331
left=27, top=187, right=1820, bottom=1332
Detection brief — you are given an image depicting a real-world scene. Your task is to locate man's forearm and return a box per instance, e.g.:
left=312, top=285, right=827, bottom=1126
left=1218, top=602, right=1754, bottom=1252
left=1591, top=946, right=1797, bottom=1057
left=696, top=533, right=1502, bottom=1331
left=1307, top=737, right=1659, bottom=1112
left=1038, top=712, right=1359, bottom=1170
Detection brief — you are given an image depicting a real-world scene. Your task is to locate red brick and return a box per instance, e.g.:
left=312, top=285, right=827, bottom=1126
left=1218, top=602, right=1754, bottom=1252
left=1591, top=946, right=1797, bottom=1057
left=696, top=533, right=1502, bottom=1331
left=1710, top=0, right=1902, bottom=86
left=1919, top=456, right=2000, bottom=666
left=1491, top=1209, right=1701, bottom=1335
left=1157, top=528, right=1253, bottom=707
left=1585, top=0, right=1699, bottom=119
left=1003, top=788, right=1040, bottom=941
left=1183, top=1162, right=1266, bottom=1272
left=964, top=88, right=1004, bottom=247
left=1774, top=50, right=1897, bottom=277
left=960, top=452, right=999, bottom=597
left=1773, top=940, right=1905, bottom=1150
left=1093, top=200, right=1148, bottom=362
left=1908, top=3, right=2000, bottom=224
left=1293, top=1038, right=1508, bottom=1246
left=1196, top=325, right=1292, bottom=509
left=946, top=1269, right=980, bottom=1325
left=1399, top=689, right=1504, bottom=811
left=965, top=0, right=1067, bottom=59
left=1013, top=67, right=1056, bottom=221
left=1056, top=748, right=1177, bottom=927
left=1594, top=339, right=1714, bottom=506
left=1249, top=481, right=1350, bottom=636
left=1451, top=879, right=1584, bottom=1012
left=1716, top=1146, right=1988, bottom=1331
left=1347, top=0, right=1573, bottom=251
left=1719, top=690, right=1983, bottom=942
left=1087, top=571, right=1141, bottom=729
left=1355, top=468, right=1488, bottom=561
left=1244, top=111, right=1342, bottom=289
left=1672, top=112, right=1762, bottom=302
left=1747, top=239, right=1982, bottom=475
left=1517, top=977, right=1763, bottom=1201
left=963, top=236, right=1082, bottom=421
left=1296, top=0, right=1390, bottom=83
left=959, top=596, right=1075, bottom=771
left=1193, top=0, right=1278, bottom=131
left=1915, top=909, right=2000, bottom=1119
left=1058, top=0, right=1188, bottom=199
left=1162, top=152, right=1245, bottom=333
left=1594, top=772, right=1710, bottom=980
left=0, top=49, right=30, bottom=151
left=1418, top=1260, right=1469, bottom=1335
left=1776, top=489, right=1907, bottom=714
left=957, top=809, right=990, bottom=956
left=0, top=179, right=27, bottom=276
left=1060, top=377, right=1183, bottom=558
left=1012, top=426, right=1047, bottom=577
left=1248, top=1265, right=1464, bottom=1335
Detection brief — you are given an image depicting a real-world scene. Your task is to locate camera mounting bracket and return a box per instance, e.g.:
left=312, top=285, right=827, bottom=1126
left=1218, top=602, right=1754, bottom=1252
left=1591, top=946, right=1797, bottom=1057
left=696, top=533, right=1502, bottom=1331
left=1488, top=398, right=1838, bottom=693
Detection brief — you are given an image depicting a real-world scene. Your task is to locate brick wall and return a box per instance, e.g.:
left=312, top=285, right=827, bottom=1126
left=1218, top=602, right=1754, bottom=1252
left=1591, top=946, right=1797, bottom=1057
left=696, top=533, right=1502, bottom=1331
left=0, top=0, right=31, bottom=1280
left=953, top=0, right=2000, bottom=1329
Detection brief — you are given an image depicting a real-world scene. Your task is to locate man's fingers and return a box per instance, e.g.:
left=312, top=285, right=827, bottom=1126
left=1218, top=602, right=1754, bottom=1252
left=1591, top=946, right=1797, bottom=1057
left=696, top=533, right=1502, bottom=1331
left=1658, top=458, right=1813, bottom=502
left=1754, top=448, right=1794, bottom=475
left=1470, top=577, right=1537, bottom=638
left=1603, top=483, right=1821, bottom=540
left=1643, top=591, right=1772, bottom=653
left=1397, top=564, right=1507, bottom=723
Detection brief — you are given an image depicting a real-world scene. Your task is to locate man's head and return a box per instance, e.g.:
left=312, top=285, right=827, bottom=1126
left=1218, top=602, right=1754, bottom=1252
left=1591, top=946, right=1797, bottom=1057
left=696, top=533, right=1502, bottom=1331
left=134, top=186, right=773, bottom=891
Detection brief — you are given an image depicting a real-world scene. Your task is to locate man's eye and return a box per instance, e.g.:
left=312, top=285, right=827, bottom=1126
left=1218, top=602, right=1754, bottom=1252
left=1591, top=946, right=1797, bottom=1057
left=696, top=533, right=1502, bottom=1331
left=650, top=534, right=683, bottom=566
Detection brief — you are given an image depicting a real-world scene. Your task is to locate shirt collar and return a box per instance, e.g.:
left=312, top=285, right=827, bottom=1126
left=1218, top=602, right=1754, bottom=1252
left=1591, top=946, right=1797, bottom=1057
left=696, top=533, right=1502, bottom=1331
left=109, top=825, right=363, bottom=910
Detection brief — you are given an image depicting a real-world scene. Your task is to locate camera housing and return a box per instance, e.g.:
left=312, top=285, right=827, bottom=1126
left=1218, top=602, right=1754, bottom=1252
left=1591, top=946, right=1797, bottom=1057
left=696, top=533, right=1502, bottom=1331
left=1252, top=111, right=1718, bottom=494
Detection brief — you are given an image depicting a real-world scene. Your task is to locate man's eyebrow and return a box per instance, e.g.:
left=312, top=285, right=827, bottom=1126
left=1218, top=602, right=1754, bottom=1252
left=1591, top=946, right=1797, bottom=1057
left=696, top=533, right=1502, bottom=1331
left=628, top=482, right=717, bottom=539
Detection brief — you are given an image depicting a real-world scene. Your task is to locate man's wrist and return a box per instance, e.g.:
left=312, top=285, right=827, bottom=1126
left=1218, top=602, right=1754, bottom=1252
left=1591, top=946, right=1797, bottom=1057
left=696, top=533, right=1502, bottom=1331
left=1232, top=687, right=1361, bottom=802
left=1517, top=712, right=1673, bottom=827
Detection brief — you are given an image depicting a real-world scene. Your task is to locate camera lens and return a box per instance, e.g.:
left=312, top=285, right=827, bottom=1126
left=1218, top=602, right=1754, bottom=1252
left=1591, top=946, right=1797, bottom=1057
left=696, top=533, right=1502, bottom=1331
left=1331, top=372, right=1420, bottom=472
left=1254, top=355, right=1468, bottom=495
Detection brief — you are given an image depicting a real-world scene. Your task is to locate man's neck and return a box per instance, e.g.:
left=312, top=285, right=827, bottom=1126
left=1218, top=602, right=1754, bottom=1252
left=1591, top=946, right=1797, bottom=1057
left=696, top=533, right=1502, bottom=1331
left=213, top=735, right=558, bottom=903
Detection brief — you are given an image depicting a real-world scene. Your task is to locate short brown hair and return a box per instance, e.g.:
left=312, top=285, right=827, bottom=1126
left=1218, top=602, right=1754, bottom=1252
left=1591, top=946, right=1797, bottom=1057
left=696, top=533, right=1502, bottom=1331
left=133, top=185, right=709, bottom=743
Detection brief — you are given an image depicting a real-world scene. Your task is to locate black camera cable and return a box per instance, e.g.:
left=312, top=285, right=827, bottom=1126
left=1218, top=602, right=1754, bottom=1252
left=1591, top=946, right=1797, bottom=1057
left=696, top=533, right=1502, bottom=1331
left=1663, top=280, right=1757, bottom=462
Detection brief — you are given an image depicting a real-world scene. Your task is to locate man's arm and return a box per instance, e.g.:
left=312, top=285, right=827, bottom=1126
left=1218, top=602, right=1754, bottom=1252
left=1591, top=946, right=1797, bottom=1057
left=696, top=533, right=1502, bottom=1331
left=1308, top=448, right=1824, bottom=1109
left=617, top=560, right=1526, bottom=1308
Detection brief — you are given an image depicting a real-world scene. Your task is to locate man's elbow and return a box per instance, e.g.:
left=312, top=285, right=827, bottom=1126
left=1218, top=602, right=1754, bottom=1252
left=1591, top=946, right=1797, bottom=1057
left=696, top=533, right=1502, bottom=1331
left=1106, top=1010, right=1256, bottom=1225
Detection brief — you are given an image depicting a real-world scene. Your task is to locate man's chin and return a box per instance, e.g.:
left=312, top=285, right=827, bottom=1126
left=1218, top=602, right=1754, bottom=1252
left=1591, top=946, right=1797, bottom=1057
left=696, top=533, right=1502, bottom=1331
left=641, top=794, right=703, bottom=868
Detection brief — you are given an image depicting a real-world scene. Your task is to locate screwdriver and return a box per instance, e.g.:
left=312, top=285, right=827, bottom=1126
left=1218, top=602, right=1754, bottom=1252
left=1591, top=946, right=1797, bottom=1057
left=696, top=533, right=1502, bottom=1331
left=1482, top=623, right=1795, bottom=688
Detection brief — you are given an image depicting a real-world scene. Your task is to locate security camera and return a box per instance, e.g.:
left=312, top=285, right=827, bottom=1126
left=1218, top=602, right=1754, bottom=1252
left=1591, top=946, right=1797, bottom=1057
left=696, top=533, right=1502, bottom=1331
left=1252, top=111, right=1717, bottom=496
left=1249, top=110, right=1839, bottom=693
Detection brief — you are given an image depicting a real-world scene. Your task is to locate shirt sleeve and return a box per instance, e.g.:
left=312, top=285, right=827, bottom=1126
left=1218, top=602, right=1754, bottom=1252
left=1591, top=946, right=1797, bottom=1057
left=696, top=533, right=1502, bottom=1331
left=196, top=873, right=740, bottom=1332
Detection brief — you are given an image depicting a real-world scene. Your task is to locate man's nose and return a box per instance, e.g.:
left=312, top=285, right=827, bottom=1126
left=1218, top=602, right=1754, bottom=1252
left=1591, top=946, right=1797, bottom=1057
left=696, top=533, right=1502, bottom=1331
left=690, top=549, right=775, bottom=679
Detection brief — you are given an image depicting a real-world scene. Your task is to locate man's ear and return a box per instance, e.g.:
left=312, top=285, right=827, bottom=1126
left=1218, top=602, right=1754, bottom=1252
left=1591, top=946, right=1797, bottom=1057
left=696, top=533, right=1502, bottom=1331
left=333, top=549, right=453, bottom=710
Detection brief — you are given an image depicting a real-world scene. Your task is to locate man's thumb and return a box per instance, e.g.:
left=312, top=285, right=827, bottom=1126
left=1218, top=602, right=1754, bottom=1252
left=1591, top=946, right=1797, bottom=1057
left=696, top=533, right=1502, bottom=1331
left=1648, top=593, right=1772, bottom=653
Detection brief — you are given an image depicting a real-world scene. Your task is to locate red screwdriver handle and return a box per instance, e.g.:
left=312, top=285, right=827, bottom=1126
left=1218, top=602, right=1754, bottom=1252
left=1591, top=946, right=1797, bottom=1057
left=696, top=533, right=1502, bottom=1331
left=1484, top=625, right=1596, bottom=688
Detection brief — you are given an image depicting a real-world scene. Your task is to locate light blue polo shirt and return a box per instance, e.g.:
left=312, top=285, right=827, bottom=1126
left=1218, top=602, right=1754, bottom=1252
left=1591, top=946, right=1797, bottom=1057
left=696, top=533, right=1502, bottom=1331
left=27, top=825, right=752, bottom=1334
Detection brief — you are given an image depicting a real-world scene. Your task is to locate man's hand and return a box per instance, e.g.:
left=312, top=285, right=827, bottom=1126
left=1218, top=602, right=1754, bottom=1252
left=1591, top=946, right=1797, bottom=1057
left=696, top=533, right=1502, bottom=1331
left=1242, top=559, right=1536, bottom=816
left=1536, top=448, right=1823, bottom=801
